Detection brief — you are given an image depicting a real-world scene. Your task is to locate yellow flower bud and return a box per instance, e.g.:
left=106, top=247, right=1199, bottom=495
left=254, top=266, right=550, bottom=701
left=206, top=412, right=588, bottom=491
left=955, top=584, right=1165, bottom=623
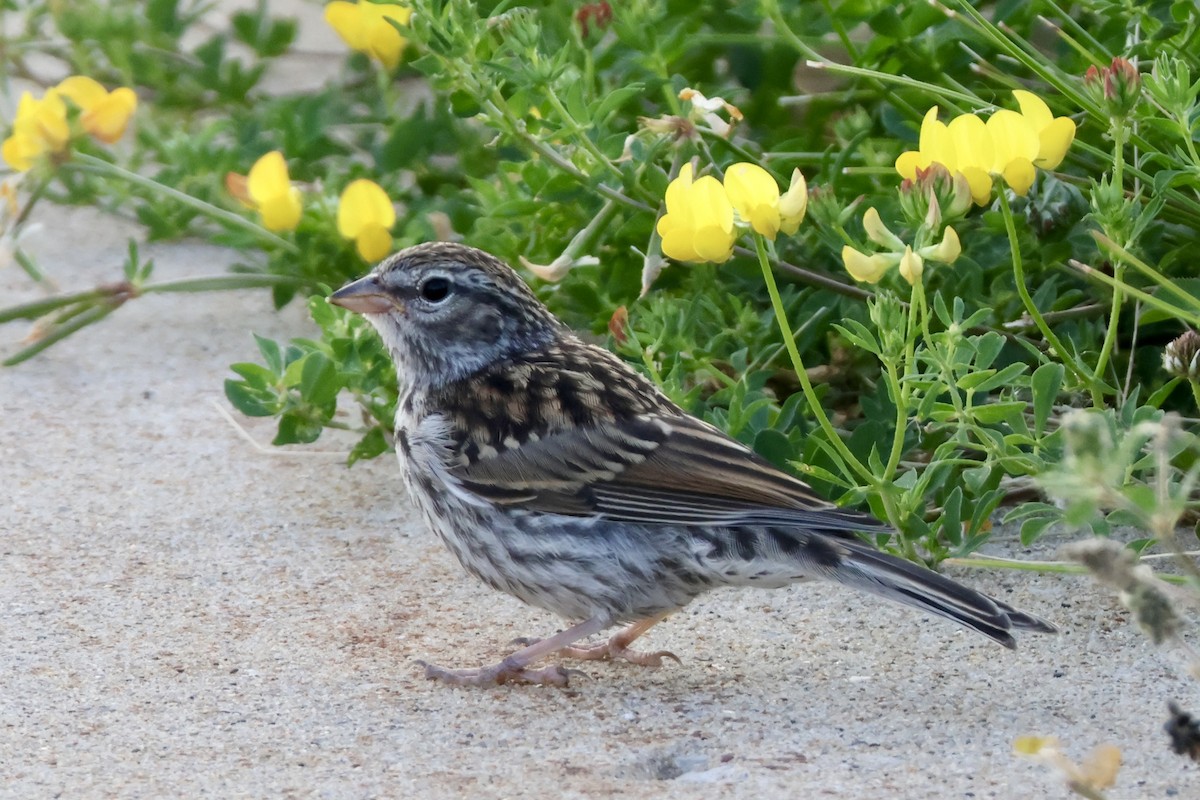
left=778, top=169, right=808, bottom=235
left=898, top=245, right=924, bottom=285
left=863, top=207, right=905, bottom=251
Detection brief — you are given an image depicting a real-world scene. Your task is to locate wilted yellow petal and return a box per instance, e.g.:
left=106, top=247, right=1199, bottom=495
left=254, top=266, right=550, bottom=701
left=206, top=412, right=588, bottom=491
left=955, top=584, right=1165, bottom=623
left=337, top=178, right=395, bottom=239
left=842, top=246, right=894, bottom=283
left=1036, top=116, right=1076, bottom=169
left=1079, top=744, right=1121, bottom=790
left=1013, top=735, right=1059, bottom=756
left=724, top=162, right=781, bottom=239
left=778, top=168, right=808, bottom=235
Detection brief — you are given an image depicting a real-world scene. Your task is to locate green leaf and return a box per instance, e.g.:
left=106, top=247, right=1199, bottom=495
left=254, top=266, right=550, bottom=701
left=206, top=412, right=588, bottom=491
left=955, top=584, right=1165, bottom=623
left=254, top=333, right=283, bottom=374
left=1031, top=362, right=1064, bottom=436
left=299, top=352, right=340, bottom=406
left=224, top=379, right=275, bottom=417
left=939, top=486, right=964, bottom=547
left=969, top=401, right=1026, bottom=425
left=348, top=427, right=391, bottom=465
left=593, top=84, right=643, bottom=121
left=229, top=361, right=276, bottom=387
left=963, top=362, right=1027, bottom=394
left=1019, top=515, right=1058, bottom=546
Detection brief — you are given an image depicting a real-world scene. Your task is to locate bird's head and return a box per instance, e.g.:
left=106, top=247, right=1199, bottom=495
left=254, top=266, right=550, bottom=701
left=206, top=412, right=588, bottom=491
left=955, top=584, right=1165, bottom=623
left=330, top=242, right=564, bottom=388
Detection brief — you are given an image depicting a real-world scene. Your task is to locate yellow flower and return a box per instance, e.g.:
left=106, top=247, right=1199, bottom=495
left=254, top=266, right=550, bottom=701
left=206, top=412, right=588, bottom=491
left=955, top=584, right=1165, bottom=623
left=841, top=246, right=895, bottom=284
left=1012, top=90, right=1076, bottom=170
left=56, top=76, right=138, bottom=144
left=246, top=151, right=302, bottom=232
left=724, top=163, right=782, bottom=238
left=656, top=163, right=735, bottom=263
left=863, top=207, right=905, bottom=251
left=898, top=246, right=923, bottom=285
left=895, top=91, right=1075, bottom=204
left=337, top=178, right=395, bottom=262
left=2, top=90, right=70, bottom=172
left=722, top=163, right=808, bottom=240
left=325, top=1, right=413, bottom=70
left=777, top=169, right=808, bottom=235
left=842, top=207, right=962, bottom=286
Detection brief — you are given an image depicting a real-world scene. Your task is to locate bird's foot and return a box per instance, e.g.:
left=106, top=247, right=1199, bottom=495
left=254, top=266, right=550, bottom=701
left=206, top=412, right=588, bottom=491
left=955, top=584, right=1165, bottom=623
left=559, top=639, right=681, bottom=667
left=417, top=658, right=586, bottom=687
left=511, top=625, right=681, bottom=668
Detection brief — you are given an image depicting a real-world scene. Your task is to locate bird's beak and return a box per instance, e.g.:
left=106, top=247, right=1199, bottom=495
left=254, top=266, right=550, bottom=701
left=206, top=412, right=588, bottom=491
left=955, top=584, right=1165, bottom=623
left=329, top=275, right=402, bottom=315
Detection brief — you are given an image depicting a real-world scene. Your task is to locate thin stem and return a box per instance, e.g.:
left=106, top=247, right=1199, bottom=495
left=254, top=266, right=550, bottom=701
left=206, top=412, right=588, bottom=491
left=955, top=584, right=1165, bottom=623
left=1092, top=264, right=1123, bottom=398
left=732, top=245, right=875, bottom=301
left=753, top=234, right=874, bottom=485
left=998, top=191, right=1092, bottom=389
left=542, top=90, right=625, bottom=183
left=480, top=98, right=654, bottom=214
left=69, top=154, right=299, bottom=253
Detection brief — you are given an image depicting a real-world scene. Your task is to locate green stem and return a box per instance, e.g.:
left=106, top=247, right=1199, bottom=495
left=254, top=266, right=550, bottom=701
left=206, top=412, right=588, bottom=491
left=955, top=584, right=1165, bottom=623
left=753, top=234, right=874, bottom=485
left=882, top=358, right=908, bottom=481
left=69, top=154, right=299, bottom=253
left=998, top=192, right=1092, bottom=389
left=2, top=303, right=118, bottom=366
left=542, top=90, right=625, bottom=183
left=1092, top=264, right=1124, bottom=399
left=481, top=97, right=655, bottom=214
left=1067, top=258, right=1200, bottom=328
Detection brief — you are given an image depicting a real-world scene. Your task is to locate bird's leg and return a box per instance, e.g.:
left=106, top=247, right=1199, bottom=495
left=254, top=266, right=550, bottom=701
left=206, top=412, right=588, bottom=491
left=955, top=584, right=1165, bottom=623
left=557, top=614, right=680, bottom=667
left=419, top=615, right=610, bottom=687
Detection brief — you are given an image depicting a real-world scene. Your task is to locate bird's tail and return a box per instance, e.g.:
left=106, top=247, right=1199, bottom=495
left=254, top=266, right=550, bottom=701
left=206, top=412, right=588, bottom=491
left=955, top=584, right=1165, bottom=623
left=833, top=536, right=1057, bottom=648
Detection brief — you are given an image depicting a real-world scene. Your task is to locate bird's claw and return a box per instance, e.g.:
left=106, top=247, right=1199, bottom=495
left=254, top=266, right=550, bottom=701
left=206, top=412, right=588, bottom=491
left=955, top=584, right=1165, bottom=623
left=559, top=641, right=681, bottom=667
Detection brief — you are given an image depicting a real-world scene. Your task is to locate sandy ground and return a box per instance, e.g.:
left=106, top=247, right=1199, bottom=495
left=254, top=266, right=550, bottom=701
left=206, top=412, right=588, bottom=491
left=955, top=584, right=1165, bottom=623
left=3, top=3, right=1200, bottom=798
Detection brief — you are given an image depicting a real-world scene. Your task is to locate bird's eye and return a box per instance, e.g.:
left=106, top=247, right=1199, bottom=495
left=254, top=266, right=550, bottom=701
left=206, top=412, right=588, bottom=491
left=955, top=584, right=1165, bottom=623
left=419, top=276, right=452, bottom=303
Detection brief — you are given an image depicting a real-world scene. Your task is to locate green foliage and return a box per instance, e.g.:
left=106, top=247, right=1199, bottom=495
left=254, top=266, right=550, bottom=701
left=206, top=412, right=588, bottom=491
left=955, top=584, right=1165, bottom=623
left=5, top=0, right=1200, bottom=564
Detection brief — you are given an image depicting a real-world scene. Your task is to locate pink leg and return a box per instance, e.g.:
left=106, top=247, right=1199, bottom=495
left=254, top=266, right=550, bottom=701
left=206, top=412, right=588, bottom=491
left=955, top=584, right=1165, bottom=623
left=419, top=615, right=610, bottom=687
left=560, top=614, right=680, bottom=666
left=519, top=614, right=679, bottom=667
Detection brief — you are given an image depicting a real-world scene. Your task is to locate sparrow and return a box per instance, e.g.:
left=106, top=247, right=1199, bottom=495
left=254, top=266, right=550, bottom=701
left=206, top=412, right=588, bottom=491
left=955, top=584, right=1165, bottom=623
left=330, top=242, right=1056, bottom=687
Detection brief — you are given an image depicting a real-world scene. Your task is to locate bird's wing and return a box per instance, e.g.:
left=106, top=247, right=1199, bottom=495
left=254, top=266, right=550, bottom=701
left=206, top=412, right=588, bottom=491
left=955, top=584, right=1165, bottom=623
left=450, top=412, right=886, bottom=531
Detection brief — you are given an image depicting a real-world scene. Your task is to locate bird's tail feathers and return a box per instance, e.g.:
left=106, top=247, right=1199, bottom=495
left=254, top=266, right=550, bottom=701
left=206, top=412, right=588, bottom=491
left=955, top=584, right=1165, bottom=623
left=834, top=538, right=1057, bottom=649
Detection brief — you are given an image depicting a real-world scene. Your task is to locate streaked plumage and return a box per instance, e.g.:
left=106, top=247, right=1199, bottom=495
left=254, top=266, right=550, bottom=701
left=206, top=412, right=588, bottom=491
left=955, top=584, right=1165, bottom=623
left=331, top=242, right=1055, bottom=686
